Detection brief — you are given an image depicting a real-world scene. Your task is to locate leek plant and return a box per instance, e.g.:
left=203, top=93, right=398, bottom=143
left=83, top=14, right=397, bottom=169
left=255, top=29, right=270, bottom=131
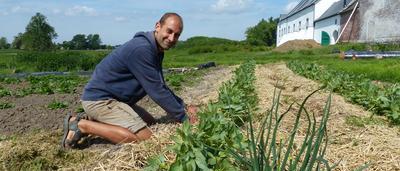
left=232, top=87, right=334, bottom=171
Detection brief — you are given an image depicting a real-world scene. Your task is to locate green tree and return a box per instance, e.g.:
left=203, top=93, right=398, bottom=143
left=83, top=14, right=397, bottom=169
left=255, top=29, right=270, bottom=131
left=0, top=37, right=10, bottom=49
left=87, top=34, right=102, bottom=49
left=23, top=12, right=58, bottom=51
left=60, top=41, right=73, bottom=50
left=12, top=33, right=24, bottom=49
left=245, top=17, right=278, bottom=46
left=70, top=34, right=87, bottom=50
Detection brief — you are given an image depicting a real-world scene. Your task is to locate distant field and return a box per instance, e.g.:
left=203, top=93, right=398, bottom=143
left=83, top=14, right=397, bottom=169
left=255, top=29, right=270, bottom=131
left=1, top=41, right=399, bottom=83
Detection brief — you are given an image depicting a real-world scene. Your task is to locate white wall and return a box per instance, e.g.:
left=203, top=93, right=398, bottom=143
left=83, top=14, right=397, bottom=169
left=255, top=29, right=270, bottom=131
left=277, top=6, right=315, bottom=46
left=314, top=15, right=341, bottom=44
left=359, top=0, right=400, bottom=42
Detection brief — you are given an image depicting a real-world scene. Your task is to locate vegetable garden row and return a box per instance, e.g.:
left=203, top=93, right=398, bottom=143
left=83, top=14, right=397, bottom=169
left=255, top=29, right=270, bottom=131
left=287, top=61, right=400, bottom=124
left=146, top=61, right=335, bottom=171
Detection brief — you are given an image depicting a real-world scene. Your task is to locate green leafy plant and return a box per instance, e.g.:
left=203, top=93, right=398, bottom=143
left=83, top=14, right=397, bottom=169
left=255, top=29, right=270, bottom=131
left=146, top=60, right=257, bottom=170
left=0, top=77, right=21, bottom=84
left=287, top=61, right=400, bottom=124
left=0, top=102, right=14, bottom=109
left=48, top=100, right=68, bottom=110
left=0, top=87, right=12, bottom=97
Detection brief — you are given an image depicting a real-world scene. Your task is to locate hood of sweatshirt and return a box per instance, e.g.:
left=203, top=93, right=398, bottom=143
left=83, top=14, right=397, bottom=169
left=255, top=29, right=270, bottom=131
left=134, top=31, right=161, bottom=55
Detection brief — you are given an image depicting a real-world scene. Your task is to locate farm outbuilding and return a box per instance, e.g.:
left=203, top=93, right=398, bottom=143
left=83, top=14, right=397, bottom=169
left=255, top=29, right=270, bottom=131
left=277, top=0, right=400, bottom=46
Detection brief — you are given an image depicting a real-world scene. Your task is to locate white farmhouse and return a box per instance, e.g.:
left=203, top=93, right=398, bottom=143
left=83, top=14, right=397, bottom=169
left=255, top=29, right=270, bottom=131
left=277, top=0, right=350, bottom=46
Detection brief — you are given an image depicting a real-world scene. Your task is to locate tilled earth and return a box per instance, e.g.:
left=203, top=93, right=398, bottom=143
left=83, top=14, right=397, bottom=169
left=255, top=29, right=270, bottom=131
left=0, top=66, right=234, bottom=135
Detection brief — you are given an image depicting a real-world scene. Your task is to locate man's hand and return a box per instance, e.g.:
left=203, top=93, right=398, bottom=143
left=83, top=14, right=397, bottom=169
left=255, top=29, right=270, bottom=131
left=186, top=104, right=199, bottom=124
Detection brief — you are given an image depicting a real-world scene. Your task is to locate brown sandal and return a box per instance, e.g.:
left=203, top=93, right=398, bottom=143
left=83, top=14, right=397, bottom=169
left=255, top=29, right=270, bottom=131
left=61, top=112, right=85, bottom=149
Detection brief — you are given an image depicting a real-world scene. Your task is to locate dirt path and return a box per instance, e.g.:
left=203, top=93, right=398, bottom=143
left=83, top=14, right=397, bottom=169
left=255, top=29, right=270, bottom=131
left=254, top=63, right=400, bottom=170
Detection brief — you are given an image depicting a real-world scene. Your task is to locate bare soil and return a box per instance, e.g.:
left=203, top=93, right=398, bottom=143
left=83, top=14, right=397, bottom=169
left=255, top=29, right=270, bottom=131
left=0, top=66, right=233, bottom=136
left=0, top=91, right=83, bottom=135
left=274, top=39, right=321, bottom=52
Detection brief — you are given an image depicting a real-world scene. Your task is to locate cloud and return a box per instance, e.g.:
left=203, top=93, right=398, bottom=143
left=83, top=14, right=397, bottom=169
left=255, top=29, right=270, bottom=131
left=211, top=0, right=253, bottom=13
left=284, top=1, right=299, bottom=13
left=10, top=5, right=30, bottom=13
left=52, top=8, right=61, bottom=14
left=114, top=16, right=127, bottom=22
left=65, top=5, right=97, bottom=16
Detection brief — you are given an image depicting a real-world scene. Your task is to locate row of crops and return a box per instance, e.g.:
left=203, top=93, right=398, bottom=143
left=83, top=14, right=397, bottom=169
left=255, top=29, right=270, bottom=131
left=0, top=75, right=86, bottom=97
left=0, top=75, right=87, bottom=109
left=146, top=61, right=334, bottom=170
left=287, top=61, right=400, bottom=124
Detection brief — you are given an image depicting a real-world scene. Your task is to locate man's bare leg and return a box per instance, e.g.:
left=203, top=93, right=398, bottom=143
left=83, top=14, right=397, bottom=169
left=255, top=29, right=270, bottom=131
left=66, top=117, right=152, bottom=145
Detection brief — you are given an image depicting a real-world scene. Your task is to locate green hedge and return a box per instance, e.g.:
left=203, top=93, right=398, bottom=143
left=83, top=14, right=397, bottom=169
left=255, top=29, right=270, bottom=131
left=15, top=51, right=109, bottom=72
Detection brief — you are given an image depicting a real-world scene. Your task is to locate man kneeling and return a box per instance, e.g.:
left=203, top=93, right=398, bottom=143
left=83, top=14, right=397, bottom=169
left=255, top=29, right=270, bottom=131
left=61, top=12, right=197, bottom=149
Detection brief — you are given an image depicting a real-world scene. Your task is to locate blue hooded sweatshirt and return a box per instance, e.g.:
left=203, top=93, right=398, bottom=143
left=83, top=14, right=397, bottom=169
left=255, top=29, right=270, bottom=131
left=82, top=31, right=187, bottom=122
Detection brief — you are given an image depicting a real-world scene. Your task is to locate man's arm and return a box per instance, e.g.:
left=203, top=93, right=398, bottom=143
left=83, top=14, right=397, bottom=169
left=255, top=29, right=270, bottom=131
left=126, top=47, right=187, bottom=122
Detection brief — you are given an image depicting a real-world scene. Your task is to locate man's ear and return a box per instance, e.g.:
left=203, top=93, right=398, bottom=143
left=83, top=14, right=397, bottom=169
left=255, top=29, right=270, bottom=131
left=155, top=22, right=161, bottom=32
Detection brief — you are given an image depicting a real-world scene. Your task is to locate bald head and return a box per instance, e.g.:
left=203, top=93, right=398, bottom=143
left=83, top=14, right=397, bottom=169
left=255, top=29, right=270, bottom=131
left=154, top=12, right=183, bottom=51
left=159, top=12, right=183, bottom=30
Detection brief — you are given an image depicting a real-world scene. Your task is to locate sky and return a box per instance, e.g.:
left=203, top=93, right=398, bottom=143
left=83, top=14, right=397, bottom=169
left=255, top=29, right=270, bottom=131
left=0, top=0, right=300, bottom=45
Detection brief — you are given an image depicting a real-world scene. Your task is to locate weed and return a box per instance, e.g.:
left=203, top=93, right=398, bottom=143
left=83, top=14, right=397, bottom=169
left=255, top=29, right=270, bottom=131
left=0, top=87, right=12, bottom=97
left=48, top=100, right=68, bottom=110
left=0, top=102, right=14, bottom=109
left=75, top=106, right=85, bottom=113
left=345, top=115, right=386, bottom=127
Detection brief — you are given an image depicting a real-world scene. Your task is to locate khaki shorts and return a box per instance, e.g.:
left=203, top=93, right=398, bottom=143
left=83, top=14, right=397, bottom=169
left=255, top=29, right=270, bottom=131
left=81, top=99, right=148, bottom=133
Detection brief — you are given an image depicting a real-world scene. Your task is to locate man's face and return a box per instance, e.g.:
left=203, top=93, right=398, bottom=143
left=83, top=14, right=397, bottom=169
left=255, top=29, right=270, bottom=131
left=154, top=16, right=183, bottom=51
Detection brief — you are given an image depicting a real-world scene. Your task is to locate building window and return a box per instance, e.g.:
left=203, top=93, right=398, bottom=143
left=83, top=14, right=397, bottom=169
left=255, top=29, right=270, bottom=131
left=306, top=18, right=309, bottom=29
left=335, top=19, right=338, bottom=25
left=299, top=21, right=302, bottom=31
left=288, top=26, right=291, bottom=33
left=293, top=24, right=295, bottom=32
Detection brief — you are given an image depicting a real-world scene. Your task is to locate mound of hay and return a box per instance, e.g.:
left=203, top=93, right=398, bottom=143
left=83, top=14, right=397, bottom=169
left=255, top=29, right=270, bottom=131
left=274, top=39, right=321, bottom=52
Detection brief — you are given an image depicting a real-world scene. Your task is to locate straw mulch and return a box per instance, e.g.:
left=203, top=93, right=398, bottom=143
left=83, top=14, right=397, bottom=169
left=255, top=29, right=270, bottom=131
left=254, top=63, right=400, bottom=170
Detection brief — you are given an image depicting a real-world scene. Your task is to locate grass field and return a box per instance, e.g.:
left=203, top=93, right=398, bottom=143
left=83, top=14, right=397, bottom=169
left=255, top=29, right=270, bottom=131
left=1, top=41, right=400, bottom=83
